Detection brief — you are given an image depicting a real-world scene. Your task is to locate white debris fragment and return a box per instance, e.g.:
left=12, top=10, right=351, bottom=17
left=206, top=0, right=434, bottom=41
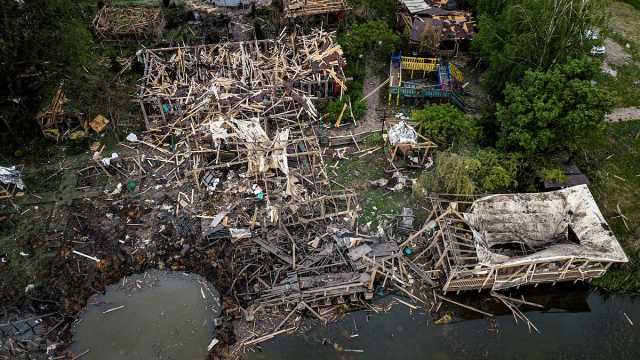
left=0, top=165, right=25, bottom=190
left=126, top=133, right=139, bottom=142
left=207, top=338, right=220, bottom=352
left=101, top=153, right=120, bottom=166
left=388, top=121, right=417, bottom=145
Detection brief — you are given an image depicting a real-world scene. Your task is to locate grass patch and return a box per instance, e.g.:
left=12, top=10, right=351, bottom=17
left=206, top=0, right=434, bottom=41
left=596, top=63, right=640, bottom=107
left=576, top=120, right=640, bottom=292
left=332, top=151, right=426, bottom=226
left=609, top=2, right=640, bottom=46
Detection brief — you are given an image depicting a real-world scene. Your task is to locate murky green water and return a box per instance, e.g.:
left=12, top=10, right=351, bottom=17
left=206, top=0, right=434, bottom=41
left=70, top=270, right=221, bottom=360
left=249, top=285, right=640, bottom=360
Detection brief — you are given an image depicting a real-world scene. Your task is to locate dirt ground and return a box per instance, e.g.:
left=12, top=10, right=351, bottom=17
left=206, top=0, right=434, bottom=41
left=606, top=107, right=640, bottom=122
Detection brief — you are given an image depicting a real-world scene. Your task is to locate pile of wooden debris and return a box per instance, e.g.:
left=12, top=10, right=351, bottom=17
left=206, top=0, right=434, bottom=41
left=283, top=0, right=351, bottom=18
left=93, top=6, right=165, bottom=40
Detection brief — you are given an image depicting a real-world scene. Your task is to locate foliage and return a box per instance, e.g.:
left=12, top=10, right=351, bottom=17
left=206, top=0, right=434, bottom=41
left=411, top=104, right=480, bottom=146
left=1, top=0, right=94, bottom=143
left=541, top=168, right=568, bottom=184
left=347, top=0, right=396, bottom=26
left=338, top=20, right=400, bottom=65
left=324, top=96, right=366, bottom=125
left=622, top=0, right=640, bottom=10
left=574, top=121, right=640, bottom=292
left=413, top=149, right=519, bottom=197
left=472, top=0, right=607, bottom=95
left=495, top=57, right=613, bottom=157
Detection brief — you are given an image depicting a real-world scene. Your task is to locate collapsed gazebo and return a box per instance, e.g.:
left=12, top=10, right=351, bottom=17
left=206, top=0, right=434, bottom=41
left=93, top=6, right=165, bottom=40
left=429, top=185, right=628, bottom=292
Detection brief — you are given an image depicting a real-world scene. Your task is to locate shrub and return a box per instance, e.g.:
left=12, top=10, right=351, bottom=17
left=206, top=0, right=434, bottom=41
left=413, top=149, right=519, bottom=197
left=411, top=104, right=480, bottom=146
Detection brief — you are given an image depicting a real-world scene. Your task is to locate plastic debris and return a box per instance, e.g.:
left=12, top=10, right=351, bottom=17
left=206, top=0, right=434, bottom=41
left=0, top=165, right=25, bottom=190
left=101, top=153, right=119, bottom=166
left=126, top=133, right=138, bottom=142
left=388, top=121, right=417, bottom=145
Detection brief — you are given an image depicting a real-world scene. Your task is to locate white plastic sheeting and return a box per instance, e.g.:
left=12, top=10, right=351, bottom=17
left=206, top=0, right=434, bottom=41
left=388, top=121, right=418, bottom=145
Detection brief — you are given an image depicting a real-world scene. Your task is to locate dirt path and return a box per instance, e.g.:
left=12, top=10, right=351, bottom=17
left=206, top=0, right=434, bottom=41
left=329, top=65, right=386, bottom=137
left=606, top=107, right=640, bottom=122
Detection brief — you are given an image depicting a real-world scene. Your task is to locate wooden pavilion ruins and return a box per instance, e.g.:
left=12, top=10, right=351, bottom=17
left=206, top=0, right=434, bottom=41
left=427, top=185, right=628, bottom=293
left=388, top=53, right=466, bottom=109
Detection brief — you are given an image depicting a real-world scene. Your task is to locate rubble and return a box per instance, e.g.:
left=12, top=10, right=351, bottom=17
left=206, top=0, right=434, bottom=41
left=36, top=85, right=88, bottom=142
left=0, top=165, right=24, bottom=207
left=92, top=6, right=165, bottom=40
left=283, top=0, right=351, bottom=18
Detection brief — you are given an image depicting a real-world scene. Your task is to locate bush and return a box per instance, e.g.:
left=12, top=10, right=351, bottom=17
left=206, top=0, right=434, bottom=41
left=413, top=149, right=519, bottom=196
left=411, top=104, right=480, bottom=146
left=323, top=96, right=366, bottom=126
left=541, top=168, right=568, bottom=184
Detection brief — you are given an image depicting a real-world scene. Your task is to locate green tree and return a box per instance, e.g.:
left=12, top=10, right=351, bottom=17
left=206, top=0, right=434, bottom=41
left=338, top=20, right=400, bottom=65
left=411, top=104, right=480, bottom=146
left=473, top=0, right=607, bottom=95
left=495, top=57, right=613, bottom=157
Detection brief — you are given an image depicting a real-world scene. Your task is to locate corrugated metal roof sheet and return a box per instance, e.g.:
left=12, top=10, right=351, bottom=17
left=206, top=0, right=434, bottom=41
left=399, top=0, right=429, bottom=14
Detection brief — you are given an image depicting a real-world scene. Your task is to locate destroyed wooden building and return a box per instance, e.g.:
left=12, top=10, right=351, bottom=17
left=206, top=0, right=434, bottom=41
left=93, top=6, right=165, bottom=40
left=428, top=185, right=628, bottom=293
left=282, top=0, right=351, bottom=18
left=137, top=30, right=346, bottom=129
left=388, top=53, right=466, bottom=110
left=124, top=28, right=431, bottom=318
left=396, top=0, right=475, bottom=55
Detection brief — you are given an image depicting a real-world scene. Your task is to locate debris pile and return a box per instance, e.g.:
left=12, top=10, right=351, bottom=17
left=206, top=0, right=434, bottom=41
left=36, top=85, right=87, bottom=142
left=137, top=28, right=346, bottom=129
left=93, top=6, right=165, bottom=40
left=0, top=165, right=24, bottom=206
left=63, top=28, right=454, bottom=355
left=283, top=0, right=351, bottom=18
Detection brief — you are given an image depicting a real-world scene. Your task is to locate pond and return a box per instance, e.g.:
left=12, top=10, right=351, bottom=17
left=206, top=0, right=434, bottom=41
left=70, top=270, right=221, bottom=360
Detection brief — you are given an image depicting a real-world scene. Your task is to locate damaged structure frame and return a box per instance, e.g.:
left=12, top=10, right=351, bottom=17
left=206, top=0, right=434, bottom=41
left=428, top=185, right=628, bottom=293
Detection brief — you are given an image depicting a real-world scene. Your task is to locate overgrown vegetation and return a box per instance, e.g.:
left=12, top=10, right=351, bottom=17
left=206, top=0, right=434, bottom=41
left=577, top=121, right=640, bottom=292
left=472, top=0, right=607, bottom=96
left=412, top=104, right=480, bottom=146
left=414, top=149, right=519, bottom=196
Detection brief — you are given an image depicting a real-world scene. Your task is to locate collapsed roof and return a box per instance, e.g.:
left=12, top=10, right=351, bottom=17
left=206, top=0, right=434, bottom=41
left=464, top=185, right=628, bottom=267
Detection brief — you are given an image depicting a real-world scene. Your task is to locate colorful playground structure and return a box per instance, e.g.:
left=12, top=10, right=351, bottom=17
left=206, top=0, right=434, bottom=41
left=388, top=52, right=466, bottom=110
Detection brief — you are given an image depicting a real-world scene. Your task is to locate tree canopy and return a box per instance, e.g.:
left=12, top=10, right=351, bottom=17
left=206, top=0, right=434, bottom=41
left=495, top=57, right=613, bottom=157
left=413, top=149, right=519, bottom=196
left=472, top=0, right=607, bottom=95
left=337, top=20, right=400, bottom=65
